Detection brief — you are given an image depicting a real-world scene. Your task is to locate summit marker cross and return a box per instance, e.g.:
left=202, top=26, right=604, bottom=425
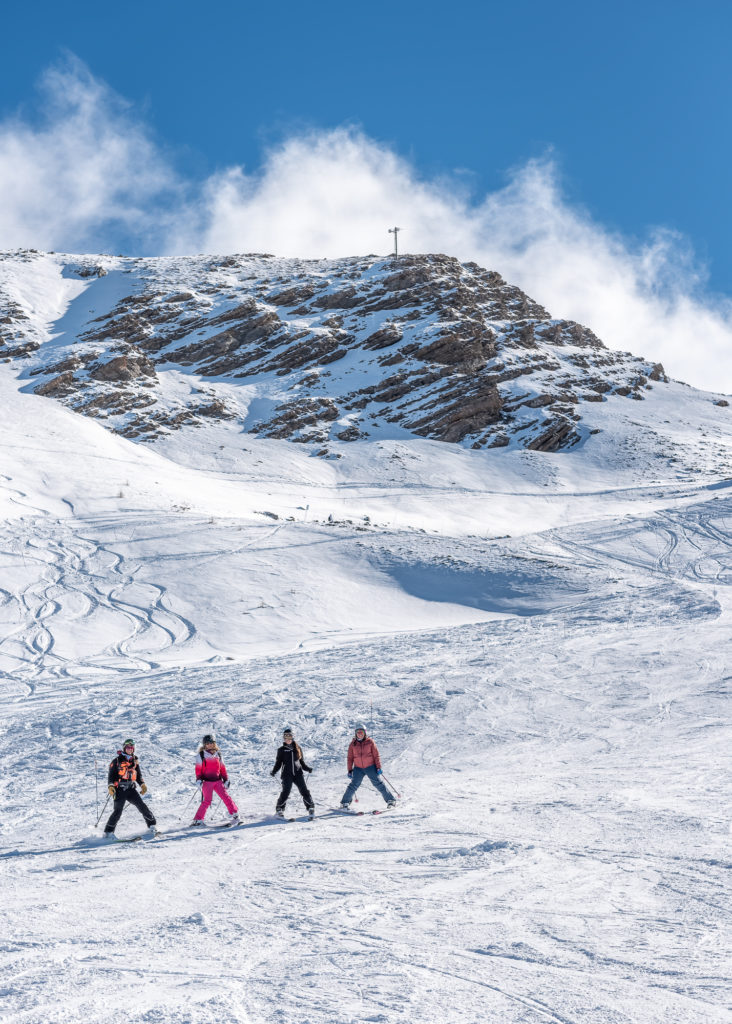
left=388, top=226, right=401, bottom=259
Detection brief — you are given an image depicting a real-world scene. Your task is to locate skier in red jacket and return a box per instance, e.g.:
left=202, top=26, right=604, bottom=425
left=340, top=725, right=395, bottom=810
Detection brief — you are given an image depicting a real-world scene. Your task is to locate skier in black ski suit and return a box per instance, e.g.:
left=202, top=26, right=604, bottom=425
left=270, top=728, right=315, bottom=818
left=104, top=738, right=156, bottom=838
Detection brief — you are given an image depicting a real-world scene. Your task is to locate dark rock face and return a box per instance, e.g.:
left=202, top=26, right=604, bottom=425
left=89, top=351, right=157, bottom=383
left=74, top=264, right=107, bottom=279
left=0, top=298, right=35, bottom=359
left=526, top=417, right=579, bottom=452
left=311, top=286, right=360, bottom=310
left=649, top=363, right=667, bottom=382
left=0, top=250, right=675, bottom=449
left=363, top=324, right=403, bottom=350
left=407, top=388, right=503, bottom=443
left=258, top=397, right=340, bottom=440
left=268, top=284, right=318, bottom=306
left=35, top=371, right=78, bottom=397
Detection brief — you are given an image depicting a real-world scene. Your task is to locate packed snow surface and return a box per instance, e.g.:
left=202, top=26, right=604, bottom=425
left=0, top=257, right=730, bottom=1024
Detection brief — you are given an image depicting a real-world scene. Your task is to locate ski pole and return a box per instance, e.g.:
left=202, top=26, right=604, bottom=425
left=95, top=756, right=99, bottom=823
left=381, top=773, right=401, bottom=798
left=95, top=794, right=110, bottom=828
left=181, top=787, right=198, bottom=822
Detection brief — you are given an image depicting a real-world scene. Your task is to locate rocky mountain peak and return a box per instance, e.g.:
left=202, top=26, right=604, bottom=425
left=1, top=250, right=670, bottom=453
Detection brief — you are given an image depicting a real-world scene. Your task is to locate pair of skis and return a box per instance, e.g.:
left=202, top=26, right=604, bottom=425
left=328, top=806, right=392, bottom=817
left=105, top=830, right=159, bottom=844
left=102, top=805, right=394, bottom=844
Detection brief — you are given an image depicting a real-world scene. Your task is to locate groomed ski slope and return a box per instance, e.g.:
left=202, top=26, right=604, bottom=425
left=1, top=365, right=731, bottom=1021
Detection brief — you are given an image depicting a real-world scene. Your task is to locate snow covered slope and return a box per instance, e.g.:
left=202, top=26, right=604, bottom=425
left=0, top=251, right=730, bottom=1024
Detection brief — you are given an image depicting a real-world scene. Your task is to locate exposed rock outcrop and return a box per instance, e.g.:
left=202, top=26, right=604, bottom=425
left=0, top=250, right=683, bottom=450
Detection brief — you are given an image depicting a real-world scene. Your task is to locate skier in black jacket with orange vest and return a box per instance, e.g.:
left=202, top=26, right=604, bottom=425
left=104, top=738, right=157, bottom=839
left=270, top=728, right=315, bottom=818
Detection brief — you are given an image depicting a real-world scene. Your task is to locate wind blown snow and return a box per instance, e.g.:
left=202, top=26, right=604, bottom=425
left=1, top=57, right=732, bottom=391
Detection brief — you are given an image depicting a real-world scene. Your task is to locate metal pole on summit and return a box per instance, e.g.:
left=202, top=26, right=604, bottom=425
left=388, top=227, right=401, bottom=259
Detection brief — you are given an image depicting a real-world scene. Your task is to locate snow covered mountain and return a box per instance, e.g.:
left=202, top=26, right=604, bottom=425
left=1, top=249, right=730, bottom=1024
left=3, top=249, right=729, bottom=461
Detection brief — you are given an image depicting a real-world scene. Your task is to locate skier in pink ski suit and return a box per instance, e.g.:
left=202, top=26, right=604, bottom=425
left=191, top=734, right=239, bottom=826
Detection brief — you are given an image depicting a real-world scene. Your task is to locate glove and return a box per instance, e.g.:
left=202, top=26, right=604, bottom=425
left=108, top=785, right=116, bottom=797
left=140, top=783, right=148, bottom=795
left=224, top=780, right=230, bottom=790
left=270, top=770, right=276, bottom=777
left=376, top=769, right=383, bottom=777
left=197, top=779, right=202, bottom=789
left=305, top=767, right=312, bottom=773
left=347, top=771, right=353, bottom=779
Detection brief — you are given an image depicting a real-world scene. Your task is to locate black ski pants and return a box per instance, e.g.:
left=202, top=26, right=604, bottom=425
left=104, top=786, right=156, bottom=833
left=276, top=772, right=313, bottom=812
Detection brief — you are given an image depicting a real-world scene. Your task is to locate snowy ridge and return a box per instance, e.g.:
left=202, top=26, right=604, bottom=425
left=0, top=250, right=730, bottom=1023
left=2, top=249, right=729, bottom=467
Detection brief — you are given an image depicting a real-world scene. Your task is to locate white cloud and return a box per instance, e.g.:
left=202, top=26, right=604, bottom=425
left=185, top=129, right=732, bottom=392
left=1, top=62, right=731, bottom=392
left=0, top=56, right=175, bottom=254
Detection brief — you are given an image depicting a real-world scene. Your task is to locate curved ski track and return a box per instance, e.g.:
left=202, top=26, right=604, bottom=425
left=0, top=511, right=196, bottom=681
left=1, top=484, right=731, bottom=1022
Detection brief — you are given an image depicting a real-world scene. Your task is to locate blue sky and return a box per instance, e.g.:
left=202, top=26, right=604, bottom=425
left=1, top=0, right=731, bottom=388
left=3, top=0, right=730, bottom=285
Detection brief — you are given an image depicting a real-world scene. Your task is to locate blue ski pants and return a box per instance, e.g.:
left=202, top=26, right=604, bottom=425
left=341, top=765, right=392, bottom=805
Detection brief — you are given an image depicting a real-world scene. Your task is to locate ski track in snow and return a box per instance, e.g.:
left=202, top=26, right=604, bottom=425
left=0, top=511, right=198, bottom=680
left=0, top=287, right=731, bottom=1024
left=1, top=492, right=731, bottom=1022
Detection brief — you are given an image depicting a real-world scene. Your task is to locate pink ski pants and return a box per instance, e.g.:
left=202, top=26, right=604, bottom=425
left=194, top=780, right=238, bottom=820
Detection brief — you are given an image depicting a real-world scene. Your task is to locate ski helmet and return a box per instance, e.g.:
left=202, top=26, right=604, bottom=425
left=283, top=727, right=293, bottom=736
left=354, top=724, right=367, bottom=737
left=122, top=738, right=135, bottom=748
left=202, top=734, right=216, bottom=745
